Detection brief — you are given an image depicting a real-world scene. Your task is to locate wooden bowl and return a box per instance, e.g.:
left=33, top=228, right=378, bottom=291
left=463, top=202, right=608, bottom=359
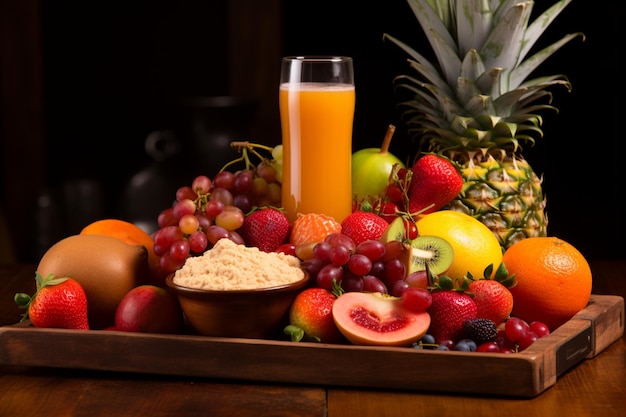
left=165, top=271, right=310, bottom=339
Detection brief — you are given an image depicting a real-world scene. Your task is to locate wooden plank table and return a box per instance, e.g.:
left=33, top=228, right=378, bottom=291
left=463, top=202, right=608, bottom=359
left=1, top=261, right=625, bottom=417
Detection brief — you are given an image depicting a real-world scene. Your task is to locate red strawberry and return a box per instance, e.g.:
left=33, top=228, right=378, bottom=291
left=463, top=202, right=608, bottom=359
left=407, top=154, right=463, bottom=215
left=239, top=207, right=290, bottom=252
left=284, top=287, right=344, bottom=343
left=467, top=279, right=513, bottom=326
left=427, top=290, right=477, bottom=343
left=340, top=211, right=389, bottom=245
left=15, top=272, right=89, bottom=330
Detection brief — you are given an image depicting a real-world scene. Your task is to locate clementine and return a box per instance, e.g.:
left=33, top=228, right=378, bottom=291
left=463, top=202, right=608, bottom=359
left=80, top=219, right=166, bottom=285
left=290, top=213, right=342, bottom=246
left=502, top=237, right=592, bottom=331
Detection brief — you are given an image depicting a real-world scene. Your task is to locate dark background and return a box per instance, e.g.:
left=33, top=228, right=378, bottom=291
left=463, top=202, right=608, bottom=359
left=1, top=0, right=623, bottom=262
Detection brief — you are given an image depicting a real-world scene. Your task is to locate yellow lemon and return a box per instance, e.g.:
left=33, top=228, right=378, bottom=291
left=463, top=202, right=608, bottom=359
left=416, top=210, right=503, bottom=281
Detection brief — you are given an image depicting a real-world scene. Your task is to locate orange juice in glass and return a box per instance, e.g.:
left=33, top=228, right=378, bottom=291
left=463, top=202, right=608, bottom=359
left=279, top=56, right=355, bottom=224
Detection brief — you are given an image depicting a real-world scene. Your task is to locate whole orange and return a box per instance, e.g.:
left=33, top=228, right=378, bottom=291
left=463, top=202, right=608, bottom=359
left=81, top=219, right=166, bottom=285
left=415, top=210, right=503, bottom=281
left=503, top=237, right=592, bottom=331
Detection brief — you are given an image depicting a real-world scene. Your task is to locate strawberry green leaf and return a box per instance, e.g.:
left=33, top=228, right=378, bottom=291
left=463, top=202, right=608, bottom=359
left=14, top=293, right=32, bottom=309
left=284, top=325, right=305, bottom=342
left=483, top=263, right=495, bottom=279
left=283, top=325, right=321, bottom=343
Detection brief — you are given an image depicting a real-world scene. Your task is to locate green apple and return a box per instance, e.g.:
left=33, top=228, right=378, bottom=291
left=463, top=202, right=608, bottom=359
left=352, top=125, right=405, bottom=199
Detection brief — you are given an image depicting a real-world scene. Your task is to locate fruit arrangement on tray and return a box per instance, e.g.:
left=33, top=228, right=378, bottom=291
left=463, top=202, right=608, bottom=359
left=12, top=0, right=600, bottom=356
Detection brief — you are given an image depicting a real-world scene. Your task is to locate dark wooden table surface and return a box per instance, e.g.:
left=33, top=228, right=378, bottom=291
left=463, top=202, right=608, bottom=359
left=1, top=260, right=624, bottom=417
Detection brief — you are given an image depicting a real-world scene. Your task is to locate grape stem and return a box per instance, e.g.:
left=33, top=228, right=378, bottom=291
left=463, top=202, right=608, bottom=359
left=220, top=141, right=275, bottom=173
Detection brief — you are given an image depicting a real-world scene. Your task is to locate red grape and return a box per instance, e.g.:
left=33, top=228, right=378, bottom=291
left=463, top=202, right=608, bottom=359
left=400, top=287, right=432, bottom=312
left=329, top=244, right=351, bottom=266
left=205, top=200, right=224, bottom=217
left=276, top=243, right=297, bottom=257
left=340, top=273, right=364, bottom=292
left=257, top=163, right=277, bottom=183
left=355, top=239, right=385, bottom=261
left=362, top=275, right=388, bottom=294
left=476, top=341, right=500, bottom=353
left=154, top=225, right=184, bottom=248
left=529, top=321, right=550, bottom=338
left=504, top=317, right=530, bottom=343
left=390, top=279, right=409, bottom=297
left=234, top=170, right=254, bottom=193
left=370, top=261, right=385, bottom=278
left=169, top=239, right=190, bottom=261
left=159, top=252, right=186, bottom=273
left=191, top=175, right=211, bottom=194
left=233, top=193, right=252, bottom=213
left=384, top=258, right=406, bottom=285
left=213, top=171, right=235, bottom=189
left=209, top=187, right=234, bottom=206
left=405, top=270, right=429, bottom=289
left=188, top=230, right=208, bottom=253
left=347, top=253, right=372, bottom=276
left=176, top=186, right=197, bottom=202
left=172, top=198, right=196, bottom=219
left=316, top=264, right=344, bottom=290
left=206, top=225, right=229, bottom=244
left=228, top=230, right=245, bottom=245
left=312, top=241, right=332, bottom=261
left=383, top=240, right=405, bottom=261
left=157, top=207, right=177, bottom=228
left=518, top=331, right=539, bottom=351
left=324, top=233, right=356, bottom=252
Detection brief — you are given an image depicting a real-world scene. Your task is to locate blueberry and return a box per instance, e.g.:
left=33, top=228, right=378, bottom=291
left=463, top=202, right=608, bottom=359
left=421, top=334, right=436, bottom=344
left=455, top=338, right=477, bottom=352
left=453, top=342, right=469, bottom=351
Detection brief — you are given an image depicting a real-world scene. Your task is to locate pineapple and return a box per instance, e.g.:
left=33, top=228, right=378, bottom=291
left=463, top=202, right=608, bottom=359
left=383, top=0, right=583, bottom=249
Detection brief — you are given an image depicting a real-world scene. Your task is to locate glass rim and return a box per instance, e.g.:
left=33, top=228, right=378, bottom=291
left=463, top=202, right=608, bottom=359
left=283, top=56, right=352, bottom=63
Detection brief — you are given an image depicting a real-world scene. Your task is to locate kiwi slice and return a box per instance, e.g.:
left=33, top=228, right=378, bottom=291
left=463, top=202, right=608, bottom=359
left=407, top=235, right=454, bottom=276
left=380, top=216, right=405, bottom=242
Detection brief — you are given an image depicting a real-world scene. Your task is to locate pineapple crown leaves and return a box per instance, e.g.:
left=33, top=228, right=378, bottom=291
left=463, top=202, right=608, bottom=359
left=392, top=0, right=582, bottom=91
left=383, top=0, right=584, bottom=150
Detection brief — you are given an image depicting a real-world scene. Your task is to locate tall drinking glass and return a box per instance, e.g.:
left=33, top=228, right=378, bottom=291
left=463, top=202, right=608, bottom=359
left=279, top=56, right=355, bottom=224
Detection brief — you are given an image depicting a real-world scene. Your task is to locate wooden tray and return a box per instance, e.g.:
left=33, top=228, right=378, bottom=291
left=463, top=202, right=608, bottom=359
left=1, top=294, right=623, bottom=397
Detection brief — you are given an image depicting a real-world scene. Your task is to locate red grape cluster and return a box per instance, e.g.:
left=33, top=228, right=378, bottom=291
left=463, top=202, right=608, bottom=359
left=153, top=163, right=281, bottom=274
left=304, top=233, right=430, bottom=297
left=485, top=317, right=550, bottom=353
